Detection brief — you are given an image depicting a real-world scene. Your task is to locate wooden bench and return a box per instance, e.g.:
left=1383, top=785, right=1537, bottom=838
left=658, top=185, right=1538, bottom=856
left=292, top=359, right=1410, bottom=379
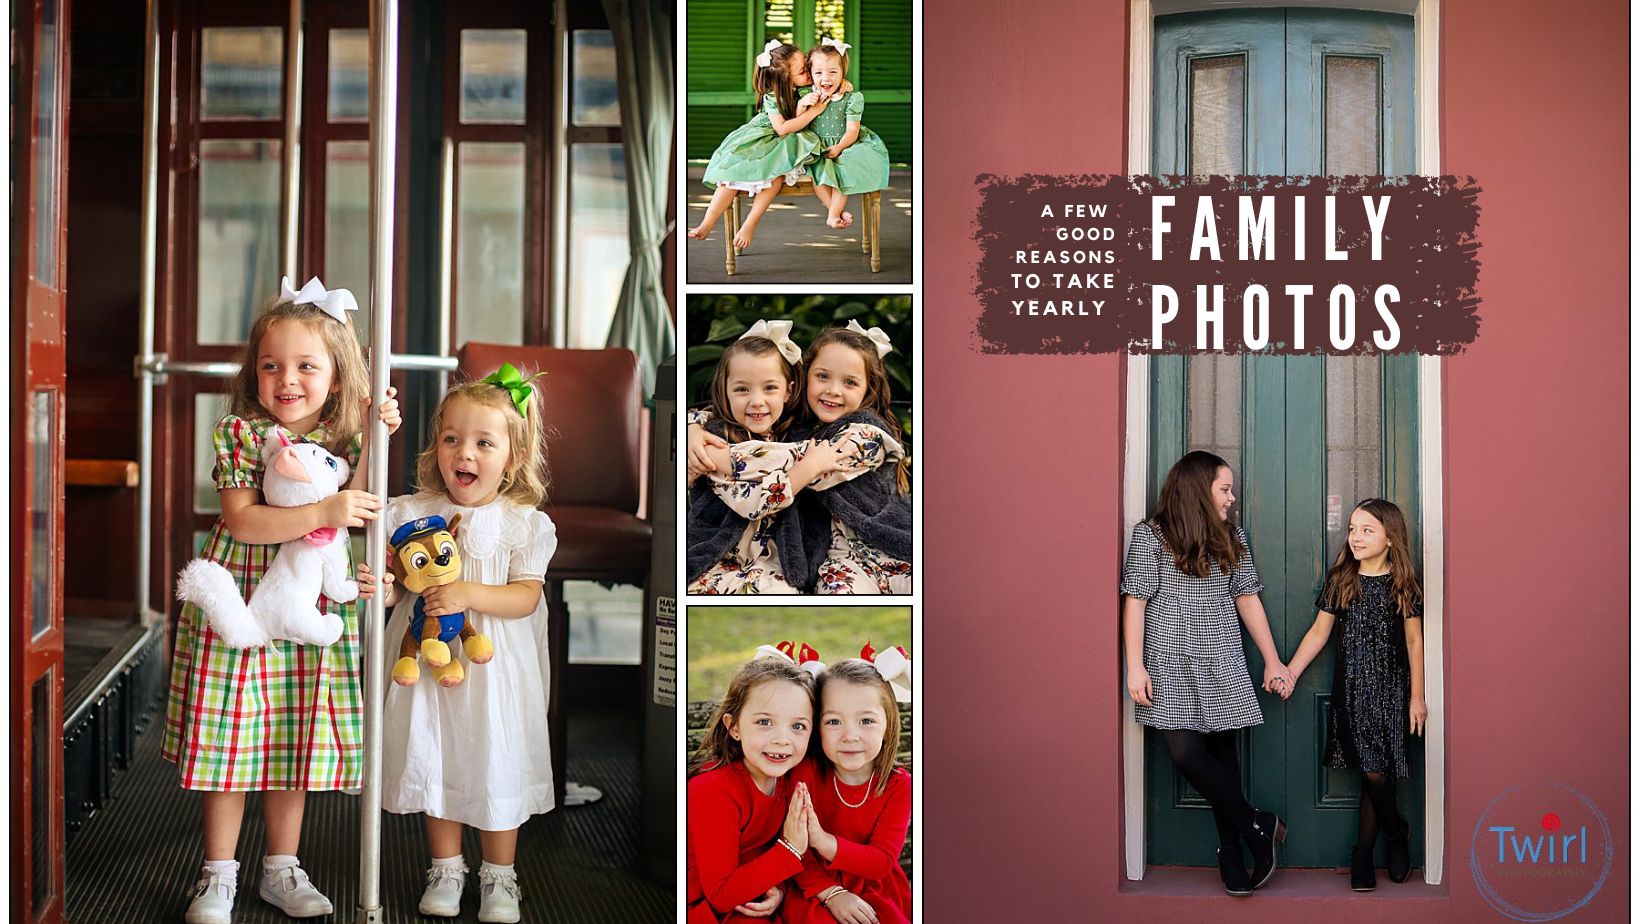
left=722, top=180, right=882, bottom=276
left=688, top=699, right=912, bottom=874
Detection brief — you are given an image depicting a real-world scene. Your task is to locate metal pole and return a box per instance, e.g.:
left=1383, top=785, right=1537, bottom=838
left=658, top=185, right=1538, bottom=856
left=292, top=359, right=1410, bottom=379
left=134, top=0, right=160, bottom=622
left=438, top=138, right=454, bottom=397
left=358, top=0, right=398, bottom=920
left=281, top=0, right=304, bottom=278
left=550, top=0, right=569, bottom=346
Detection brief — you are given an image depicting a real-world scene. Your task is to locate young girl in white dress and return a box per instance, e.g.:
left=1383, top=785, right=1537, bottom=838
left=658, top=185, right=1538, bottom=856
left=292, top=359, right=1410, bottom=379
left=358, top=365, right=556, bottom=923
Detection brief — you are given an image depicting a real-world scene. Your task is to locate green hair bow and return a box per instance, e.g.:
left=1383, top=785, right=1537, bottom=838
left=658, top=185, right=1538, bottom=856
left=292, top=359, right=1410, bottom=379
left=481, top=363, right=533, bottom=416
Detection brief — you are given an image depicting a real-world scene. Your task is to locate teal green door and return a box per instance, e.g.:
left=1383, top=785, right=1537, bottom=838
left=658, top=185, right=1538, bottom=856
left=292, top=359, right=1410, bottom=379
left=1146, top=9, right=1424, bottom=869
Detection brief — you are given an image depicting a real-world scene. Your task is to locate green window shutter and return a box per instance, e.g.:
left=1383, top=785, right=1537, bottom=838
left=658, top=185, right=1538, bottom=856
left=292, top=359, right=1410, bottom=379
left=688, top=0, right=757, bottom=159
left=857, top=0, right=911, bottom=163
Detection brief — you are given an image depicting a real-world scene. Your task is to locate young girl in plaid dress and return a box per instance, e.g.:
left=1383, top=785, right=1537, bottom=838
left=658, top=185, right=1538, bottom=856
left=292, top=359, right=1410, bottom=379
left=357, top=368, right=556, bottom=923
left=164, top=279, right=400, bottom=924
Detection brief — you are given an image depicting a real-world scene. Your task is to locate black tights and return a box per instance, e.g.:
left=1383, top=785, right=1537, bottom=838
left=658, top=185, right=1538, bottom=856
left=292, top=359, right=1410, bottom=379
left=1160, top=729, right=1254, bottom=848
left=1358, top=771, right=1400, bottom=849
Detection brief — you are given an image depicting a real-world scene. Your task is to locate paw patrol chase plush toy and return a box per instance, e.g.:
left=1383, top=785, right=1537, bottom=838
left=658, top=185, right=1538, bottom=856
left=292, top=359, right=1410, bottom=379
left=389, top=514, right=495, bottom=687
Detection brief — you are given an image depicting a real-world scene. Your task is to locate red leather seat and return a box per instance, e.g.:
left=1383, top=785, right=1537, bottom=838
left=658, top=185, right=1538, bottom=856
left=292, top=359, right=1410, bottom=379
left=458, top=343, right=653, bottom=803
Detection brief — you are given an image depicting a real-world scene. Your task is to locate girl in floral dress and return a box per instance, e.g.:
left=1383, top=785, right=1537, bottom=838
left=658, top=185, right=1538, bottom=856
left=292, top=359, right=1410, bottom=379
left=689, top=322, right=912, bottom=595
left=1281, top=498, right=1426, bottom=892
left=686, top=320, right=874, bottom=594
left=688, top=41, right=832, bottom=250
left=803, top=39, right=891, bottom=229
left=164, top=277, right=400, bottom=924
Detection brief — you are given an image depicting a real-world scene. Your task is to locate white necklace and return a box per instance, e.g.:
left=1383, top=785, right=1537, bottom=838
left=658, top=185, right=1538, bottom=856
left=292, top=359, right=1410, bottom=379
left=834, top=771, right=873, bottom=808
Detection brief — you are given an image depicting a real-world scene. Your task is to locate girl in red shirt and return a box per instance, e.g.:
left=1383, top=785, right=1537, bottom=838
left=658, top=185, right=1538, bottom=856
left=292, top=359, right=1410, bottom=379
left=787, top=648, right=913, bottom=924
left=689, top=649, right=823, bottom=923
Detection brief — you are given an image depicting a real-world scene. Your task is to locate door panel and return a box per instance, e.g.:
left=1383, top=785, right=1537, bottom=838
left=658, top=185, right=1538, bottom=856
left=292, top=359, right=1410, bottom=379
left=15, top=0, right=72, bottom=920
left=1147, top=8, right=1422, bottom=868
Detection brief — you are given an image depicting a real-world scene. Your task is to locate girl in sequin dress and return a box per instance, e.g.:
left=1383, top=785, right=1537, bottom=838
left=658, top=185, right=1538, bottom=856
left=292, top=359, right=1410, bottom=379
left=1284, top=498, right=1427, bottom=892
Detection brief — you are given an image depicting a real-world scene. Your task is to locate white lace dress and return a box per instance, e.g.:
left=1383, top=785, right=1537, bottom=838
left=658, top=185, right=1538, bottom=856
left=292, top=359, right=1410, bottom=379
left=381, top=491, right=558, bottom=829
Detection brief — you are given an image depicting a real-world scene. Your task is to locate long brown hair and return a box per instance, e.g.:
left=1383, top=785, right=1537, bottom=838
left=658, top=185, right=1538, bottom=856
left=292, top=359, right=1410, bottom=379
left=707, top=336, right=799, bottom=444
left=414, top=371, right=550, bottom=507
left=1151, top=450, right=1243, bottom=578
left=816, top=658, right=901, bottom=796
left=754, top=43, right=804, bottom=118
left=691, top=657, right=815, bottom=776
left=1319, top=498, right=1422, bottom=617
left=795, top=327, right=909, bottom=493
left=228, top=299, right=370, bottom=458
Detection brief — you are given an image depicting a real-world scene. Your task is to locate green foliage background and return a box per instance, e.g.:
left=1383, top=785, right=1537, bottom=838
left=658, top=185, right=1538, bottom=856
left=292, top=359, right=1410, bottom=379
left=687, top=606, right=912, bottom=701
left=684, top=294, right=914, bottom=449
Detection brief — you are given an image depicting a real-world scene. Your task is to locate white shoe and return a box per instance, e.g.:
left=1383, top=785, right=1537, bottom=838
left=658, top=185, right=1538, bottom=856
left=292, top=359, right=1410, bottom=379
left=476, top=868, right=522, bottom=923
left=184, top=870, right=236, bottom=924
left=257, top=864, right=334, bottom=918
left=418, top=863, right=467, bottom=917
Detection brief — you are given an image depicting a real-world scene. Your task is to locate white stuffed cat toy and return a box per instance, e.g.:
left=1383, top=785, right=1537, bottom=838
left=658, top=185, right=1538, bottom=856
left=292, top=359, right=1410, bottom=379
left=175, top=430, right=357, bottom=647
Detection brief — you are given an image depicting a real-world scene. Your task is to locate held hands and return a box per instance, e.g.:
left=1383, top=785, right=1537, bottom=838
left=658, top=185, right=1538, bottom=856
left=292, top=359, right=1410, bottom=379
left=420, top=580, right=473, bottom=618
left=1262, top=662, right=1297, bottom=700
left=1127, top=665, right=1154, bottom=707
left=734, top=886, right=784, bottom=918
left=1409, top=698, right=1428, bottom=736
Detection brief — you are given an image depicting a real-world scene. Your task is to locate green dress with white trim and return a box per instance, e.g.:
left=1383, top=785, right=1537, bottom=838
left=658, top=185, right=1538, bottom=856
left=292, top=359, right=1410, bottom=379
left=701, top=94, right=827, bottom=192
left=807, top=91, right=890, bottom=195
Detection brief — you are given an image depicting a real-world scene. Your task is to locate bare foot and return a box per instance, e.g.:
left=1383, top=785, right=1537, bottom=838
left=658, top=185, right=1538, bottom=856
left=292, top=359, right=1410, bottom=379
left=687, top=224, right=711, bottom=240
left=839, top=211, right=854, bottom=228
left=733, top=224, right=758, bottom=249
left=827, top=212, right=847, bottom=229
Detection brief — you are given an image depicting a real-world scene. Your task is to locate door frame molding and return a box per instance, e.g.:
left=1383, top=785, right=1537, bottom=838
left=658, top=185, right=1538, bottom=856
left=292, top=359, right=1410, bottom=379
left=1120, top=0, right=1446, bottom=885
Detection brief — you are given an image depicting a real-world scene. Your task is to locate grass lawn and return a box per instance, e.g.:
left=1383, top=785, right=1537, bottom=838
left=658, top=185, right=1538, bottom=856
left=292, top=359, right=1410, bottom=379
left=688, top=606, right=911, bottom=700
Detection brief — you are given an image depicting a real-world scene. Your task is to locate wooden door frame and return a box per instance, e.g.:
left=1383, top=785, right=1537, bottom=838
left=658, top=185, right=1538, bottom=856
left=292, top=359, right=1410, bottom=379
left=1119, top=0, right=1447, bottom=885
left=13, top=0, right=73, bottom=920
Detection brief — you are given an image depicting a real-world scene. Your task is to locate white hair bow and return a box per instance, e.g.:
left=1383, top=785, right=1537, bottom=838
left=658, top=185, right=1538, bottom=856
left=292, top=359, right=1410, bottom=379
left=845, top=319, right=893, bottom=358
left=754, top=39, right=784, bottom=68
left=861, top=642, right=911, bottom=703
left=279, top=275, right=359, bottom=324
left=821, top=37, right=852, bottom=56
left=755, top=640, right=826, bottom=677
left=740, top=319, right=802, bottom=365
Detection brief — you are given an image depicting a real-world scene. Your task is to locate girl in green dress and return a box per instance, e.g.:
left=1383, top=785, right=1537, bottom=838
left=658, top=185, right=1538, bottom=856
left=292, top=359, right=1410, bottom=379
left=690, top=41, right=834, bottom=250
left=805, top=39, right=892, bottom=230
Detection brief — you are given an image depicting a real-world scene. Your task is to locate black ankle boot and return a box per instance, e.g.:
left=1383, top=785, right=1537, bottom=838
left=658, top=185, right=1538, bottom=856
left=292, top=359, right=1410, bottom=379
left=1350, top=844, right=1378, bottom=891
left=1387, top=816, right=1412, bottom=883
left=1243, top=810, right=1287, bottom=889
left=1217, top=846, right=1253, bottom=896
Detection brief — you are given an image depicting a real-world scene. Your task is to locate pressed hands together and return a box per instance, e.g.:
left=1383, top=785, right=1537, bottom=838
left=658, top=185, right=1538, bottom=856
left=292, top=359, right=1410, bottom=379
left=739, top=783, right=879, bottom=924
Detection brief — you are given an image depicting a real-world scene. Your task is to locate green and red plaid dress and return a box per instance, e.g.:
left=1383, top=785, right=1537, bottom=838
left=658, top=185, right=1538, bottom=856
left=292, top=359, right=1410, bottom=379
left=162, top=414, right=365, bottom=791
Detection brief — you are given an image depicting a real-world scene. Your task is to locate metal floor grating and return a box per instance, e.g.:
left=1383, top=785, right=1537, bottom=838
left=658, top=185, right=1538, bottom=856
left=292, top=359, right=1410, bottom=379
left=65, top=707, right=674, bottom=923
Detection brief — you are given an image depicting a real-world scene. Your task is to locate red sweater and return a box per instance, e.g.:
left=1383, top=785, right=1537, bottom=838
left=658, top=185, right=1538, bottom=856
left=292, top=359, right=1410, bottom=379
left=786, top=765, right=913, bottom=924
left=687, top=761, right=804, bottom=923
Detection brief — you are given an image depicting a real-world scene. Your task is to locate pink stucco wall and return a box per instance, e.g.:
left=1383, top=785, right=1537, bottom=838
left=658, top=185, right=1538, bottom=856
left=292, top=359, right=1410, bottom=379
left=922, top=1, right=1628, bottom=920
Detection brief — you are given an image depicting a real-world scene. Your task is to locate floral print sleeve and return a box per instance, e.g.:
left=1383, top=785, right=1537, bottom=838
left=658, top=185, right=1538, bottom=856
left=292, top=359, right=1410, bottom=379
left=707, top=423, right=904, bottom=520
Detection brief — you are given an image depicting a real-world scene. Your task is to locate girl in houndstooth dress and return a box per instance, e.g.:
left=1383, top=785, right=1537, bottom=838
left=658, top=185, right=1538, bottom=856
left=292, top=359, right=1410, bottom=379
left=163, top=287, right=400, bottom=924
left=1120, top=450, right=1294, bottom=896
